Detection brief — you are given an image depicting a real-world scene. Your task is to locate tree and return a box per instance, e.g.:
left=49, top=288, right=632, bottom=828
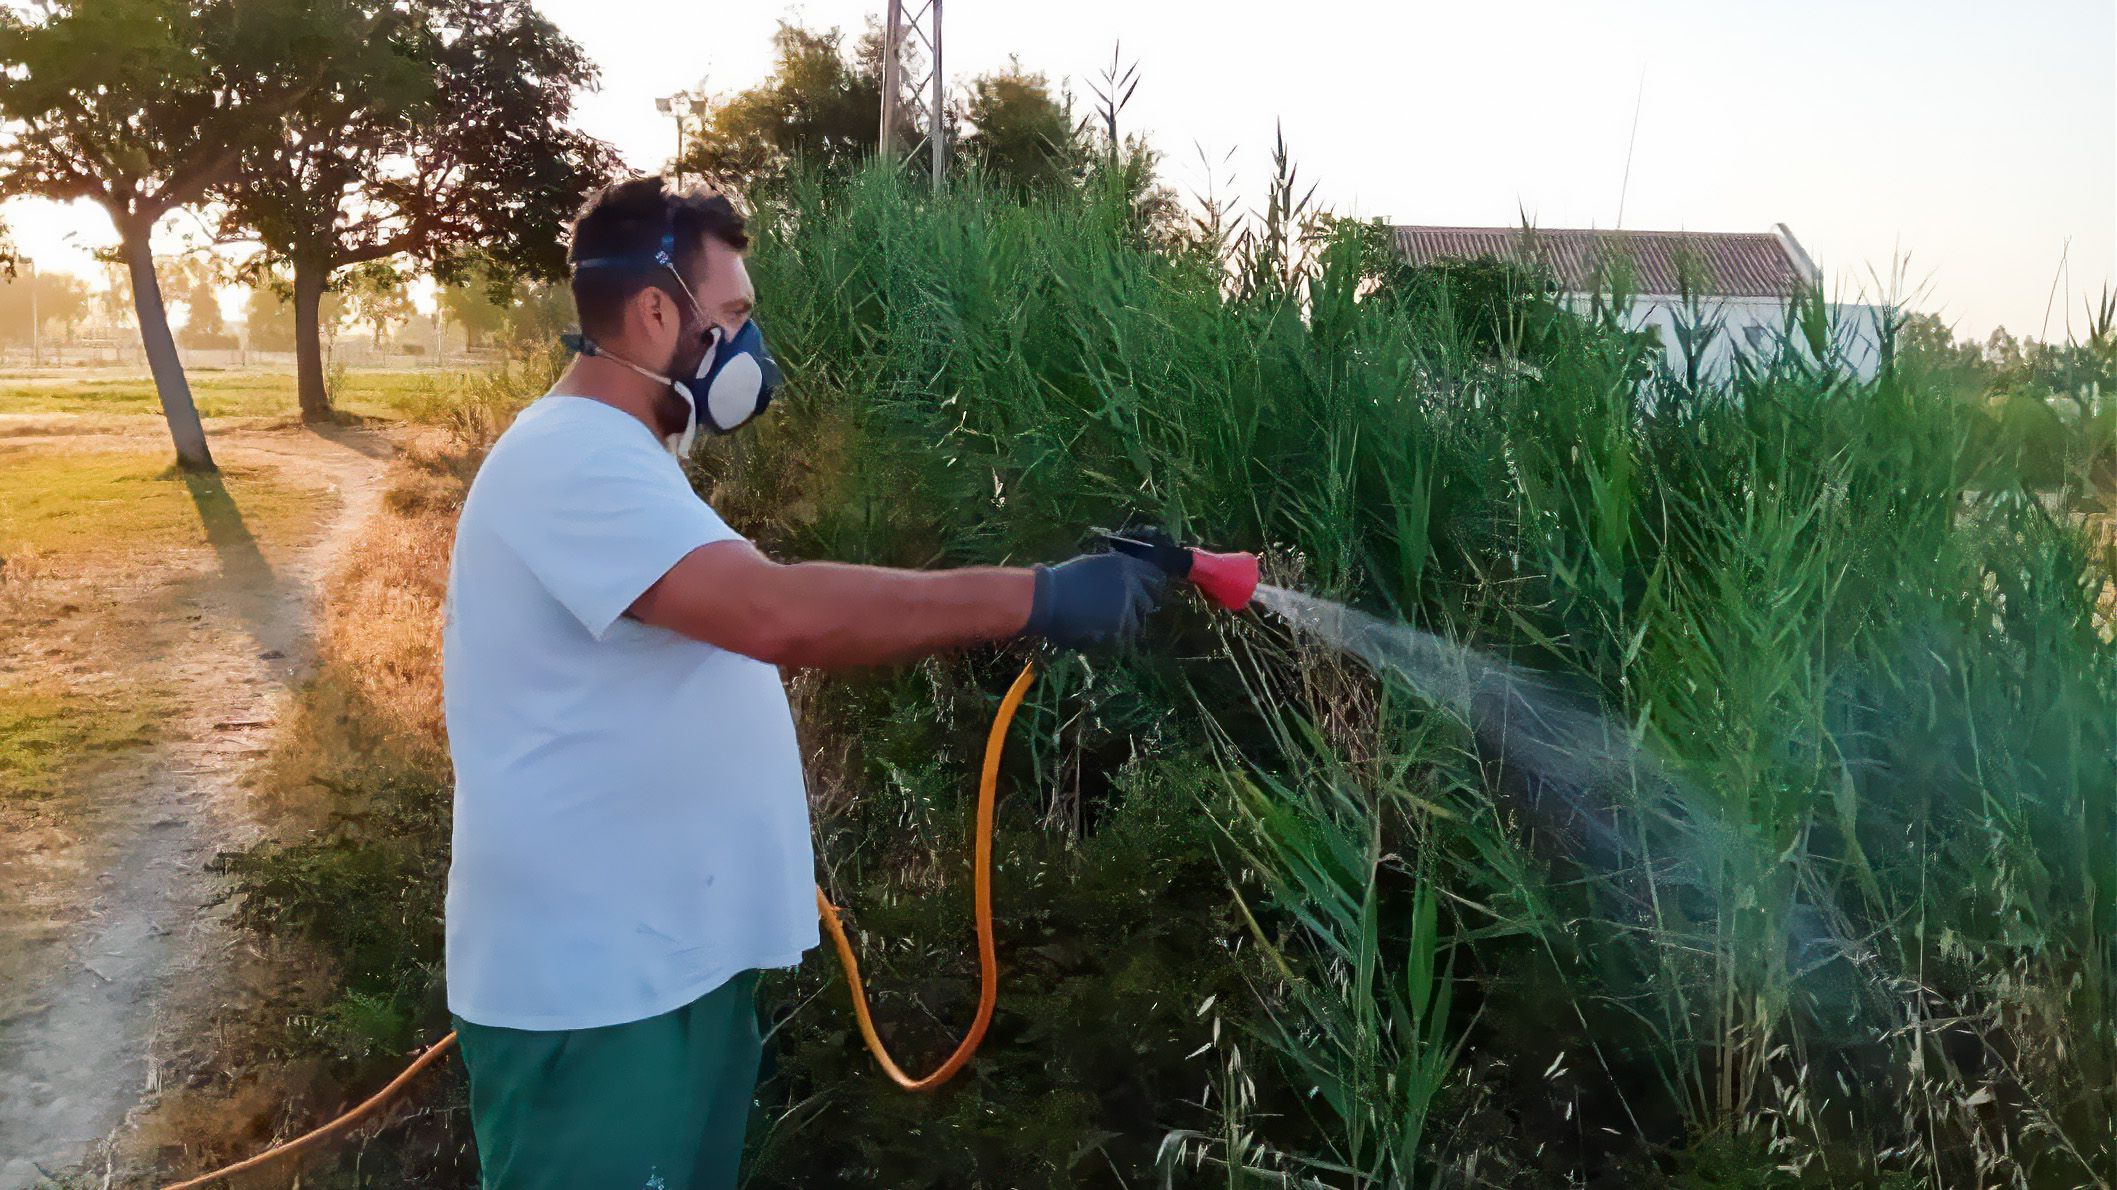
left=1893, top=311, right=1991, bottom=393
left=216, top=0, right=612, bottom=420
left=177, top=279, right=236, bottom=349
left=242, top=279, right=343, bottom=354
left=683, top=20, right=917, bottom=185
left=1983, top=326, right=2024, bottom=375
left=0, top=0, right=349, bottom=470
left=340, top=261, right=412, bottom=348
left=439, top=254, right=573, bottom=351
left=438, top=267, right=510, bottom=350
left=961, top=60, right=1076, bottom=193
left=0, top=268, right=89, bottom=345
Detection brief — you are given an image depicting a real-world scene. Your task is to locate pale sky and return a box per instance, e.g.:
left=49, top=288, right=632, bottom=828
left=5, top=0, right=2111, bottom=342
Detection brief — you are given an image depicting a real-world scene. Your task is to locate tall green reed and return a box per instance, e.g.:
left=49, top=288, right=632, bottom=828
left=735, top=163, right=2114, bottom=1184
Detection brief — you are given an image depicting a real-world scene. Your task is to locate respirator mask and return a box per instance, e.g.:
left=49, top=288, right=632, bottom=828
left=561, top=229, right=781, bottom=456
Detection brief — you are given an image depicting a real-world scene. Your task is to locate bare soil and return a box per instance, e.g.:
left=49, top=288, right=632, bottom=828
left=0, top=416, right=392, bottom=1188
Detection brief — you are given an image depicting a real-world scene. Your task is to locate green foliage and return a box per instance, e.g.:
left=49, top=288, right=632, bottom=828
left=213, top=763, right=451, bottom=1076
left=0, top=268, right=89, bottom=345
left=215, top=0, right=611, bottom=288
left=752, top=728, right=1253, bottom=1188
left=227, top=161, right=2114, bottom=1187
left=961, top=61, right=1076, bottom=194
left=727, top=166, right=2116, bottom=1184
left=1381, top=253, right=1569, bottom=363
left=684, top=21, right=906, bottom=184
left=0, top=0, right=336, bottom=223
left=1892, top=300, right=2116, bottom=503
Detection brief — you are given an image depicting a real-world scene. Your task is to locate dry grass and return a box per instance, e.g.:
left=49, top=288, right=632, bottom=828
left=122, top=937, right=358, bottom=1185
left=133, top=424, right=487, bottom=1183
left=2087, top=508, right=2116, bottom=640
left=251, top=428, right=470, bottom=818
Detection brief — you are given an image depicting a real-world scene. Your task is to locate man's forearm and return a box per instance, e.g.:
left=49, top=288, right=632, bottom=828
left=628, top=540, right=1036, bottom=667
left=760, top=559, right=1037, bottom=668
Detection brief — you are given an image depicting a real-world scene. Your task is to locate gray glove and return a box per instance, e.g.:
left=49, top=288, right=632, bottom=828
left=1022, top=552, right=1169, bottom=649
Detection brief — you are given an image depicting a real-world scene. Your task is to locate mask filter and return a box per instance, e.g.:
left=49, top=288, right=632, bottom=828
left=677, top=317, right=780, bottom=438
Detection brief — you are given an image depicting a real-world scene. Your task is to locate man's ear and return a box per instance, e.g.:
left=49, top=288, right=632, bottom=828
left=627, top=284, right=675, bottom=346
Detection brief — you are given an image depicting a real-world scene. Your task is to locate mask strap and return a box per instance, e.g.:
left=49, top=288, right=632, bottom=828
left=560, top=331, right=678, bottom=388
left=571, top=218, right=718, bottom=339
left=663, top=261, right=715, bottom=329
left=572, top=232, right=678, bottom=273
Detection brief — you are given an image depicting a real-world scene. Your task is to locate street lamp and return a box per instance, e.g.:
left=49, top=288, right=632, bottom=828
left=22, top=257, right=36, bottom=368
left=657, top=84, right=708, bottom=186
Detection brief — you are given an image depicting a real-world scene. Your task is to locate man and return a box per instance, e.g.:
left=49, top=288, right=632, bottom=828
left=440, top=173, right=1167, bottom=1189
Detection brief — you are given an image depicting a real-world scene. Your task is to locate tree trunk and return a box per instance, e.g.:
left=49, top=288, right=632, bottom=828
left=121, top=222, right=215, bottom=472
left=292, top=257, right=333, bottom=423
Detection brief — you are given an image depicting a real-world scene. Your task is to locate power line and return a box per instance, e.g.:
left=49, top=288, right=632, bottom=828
left=1615, top=69, right=1645, bottom=230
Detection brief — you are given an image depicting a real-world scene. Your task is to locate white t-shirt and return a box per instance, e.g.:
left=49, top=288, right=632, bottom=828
left=441, top=393, right=818, bottom=1031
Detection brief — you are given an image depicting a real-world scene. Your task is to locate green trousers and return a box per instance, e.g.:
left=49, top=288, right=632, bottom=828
left=453, top=971, right=763, bottom=1190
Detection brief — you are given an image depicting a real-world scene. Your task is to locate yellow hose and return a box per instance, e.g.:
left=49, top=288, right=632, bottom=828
left=161, top=1031, right=461, bottom=1190
left=816, top=660, right=1032, bottom=1090
left=163, top=661, right=1035, bottom=1186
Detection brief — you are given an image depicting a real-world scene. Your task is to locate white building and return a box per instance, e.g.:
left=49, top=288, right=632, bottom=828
left=1393, top=223, right=1885, bottom=382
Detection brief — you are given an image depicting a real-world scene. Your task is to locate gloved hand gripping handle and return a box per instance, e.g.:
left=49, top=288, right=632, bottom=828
left=1099, top=528, right=1260, bottom=612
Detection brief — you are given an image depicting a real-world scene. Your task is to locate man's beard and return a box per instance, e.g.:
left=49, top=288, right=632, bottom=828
left=651, top=385, right=691, bottom=441
left=652, top=336, right=708, bottom=440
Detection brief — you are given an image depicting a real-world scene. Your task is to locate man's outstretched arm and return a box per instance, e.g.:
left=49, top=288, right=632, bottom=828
left=627, top=539, right=1164, bottom=668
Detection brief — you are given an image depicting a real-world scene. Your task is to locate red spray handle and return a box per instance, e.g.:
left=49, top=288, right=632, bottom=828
left=1185, top=548, right=1261, bottom=611
left=1099, top=532, right=1260, bottom=612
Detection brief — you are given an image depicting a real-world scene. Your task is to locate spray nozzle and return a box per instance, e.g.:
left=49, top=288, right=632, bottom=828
left=1099, top=528, right=1260, bottom=612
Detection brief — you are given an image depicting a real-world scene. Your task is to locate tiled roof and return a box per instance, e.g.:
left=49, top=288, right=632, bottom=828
left=1393, top=226, right=1812, bottom=298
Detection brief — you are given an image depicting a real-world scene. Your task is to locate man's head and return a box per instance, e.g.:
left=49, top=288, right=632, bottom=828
left=567, top=175, right=756, bottom=385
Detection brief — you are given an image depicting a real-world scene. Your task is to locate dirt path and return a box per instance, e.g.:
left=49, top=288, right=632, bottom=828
left=0, top=418, right=393, bottom=1188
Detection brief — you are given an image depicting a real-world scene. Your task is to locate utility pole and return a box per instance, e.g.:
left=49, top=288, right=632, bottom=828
left=877, top=0, right=947, bottom=192
left=26, top=257, right=37, bottom=368
left=879, top=2, right=903, bottom=159
left=929, top=0, right=944, bottom=192
left=657, top=83, right=707, bottom=186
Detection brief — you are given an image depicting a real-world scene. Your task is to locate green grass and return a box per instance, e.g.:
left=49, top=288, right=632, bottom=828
left=0, top=368, right=461, bottom=421
left=0, top=442, right=334, bottom=562
left=0, top=682, right=163, bottom=803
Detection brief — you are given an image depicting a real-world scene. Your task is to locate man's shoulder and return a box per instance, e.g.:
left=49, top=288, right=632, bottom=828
left=498, top=393, right=649, bottom=450
left=480, top=396, right=656, bottom=481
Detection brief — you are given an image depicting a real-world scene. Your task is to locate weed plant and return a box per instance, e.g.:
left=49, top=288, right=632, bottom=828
left=214, top=162, right=2113, bottom=1186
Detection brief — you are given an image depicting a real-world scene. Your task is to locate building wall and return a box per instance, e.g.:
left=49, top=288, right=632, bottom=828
left=1562, top=294, right=1886, bottom=383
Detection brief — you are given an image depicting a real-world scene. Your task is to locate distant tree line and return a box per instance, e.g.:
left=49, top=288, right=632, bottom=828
left=678, top=21, right=1176, bottom=225
left=0, top=3, right=1206, bottom=469
left=0, top=0, right=615, bottom=470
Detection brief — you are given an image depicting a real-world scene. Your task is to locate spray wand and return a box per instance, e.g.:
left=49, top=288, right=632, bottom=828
left=1098, top=528, right=1261, bottom=612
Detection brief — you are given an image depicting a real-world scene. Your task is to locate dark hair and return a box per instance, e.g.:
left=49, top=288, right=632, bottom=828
left=567, top=175, right=749, bottom=339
